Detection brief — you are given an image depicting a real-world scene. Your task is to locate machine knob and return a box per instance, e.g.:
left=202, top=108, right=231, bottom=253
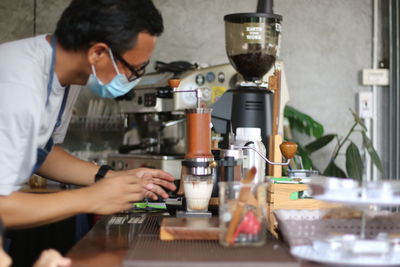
left=279, top=142, right=298, bottom=159
left=208, top=160, right=218, bottom=168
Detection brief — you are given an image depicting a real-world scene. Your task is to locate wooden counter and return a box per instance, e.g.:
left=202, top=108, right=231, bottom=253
left=67, top=212, right=321, bottom=267
left=67, top=212, right=141, bottom=267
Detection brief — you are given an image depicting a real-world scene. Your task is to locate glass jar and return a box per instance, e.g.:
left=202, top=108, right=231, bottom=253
left=219, top=181, right=267, bottom=247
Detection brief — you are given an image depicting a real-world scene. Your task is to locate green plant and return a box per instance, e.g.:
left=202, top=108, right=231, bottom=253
left=284, top=105, right=383, bottom=180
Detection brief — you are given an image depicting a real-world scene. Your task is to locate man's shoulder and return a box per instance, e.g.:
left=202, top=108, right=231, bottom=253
left=0, top=34, right=48, bottom=51
left=0, top=35, right=50, bottom=73
left=0, top=35, right=50, bottom=94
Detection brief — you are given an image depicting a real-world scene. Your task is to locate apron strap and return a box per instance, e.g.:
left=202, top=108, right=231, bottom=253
left=31, top=36, right=70, bottom=175
left=47, top=35, right=70, bottom=130
left=46, top=36, right=57, bottom=105
left=54, top=85, right=70, bottom=129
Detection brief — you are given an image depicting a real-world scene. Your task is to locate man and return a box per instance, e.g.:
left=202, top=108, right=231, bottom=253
left=0, top=0, right=176, bottom=228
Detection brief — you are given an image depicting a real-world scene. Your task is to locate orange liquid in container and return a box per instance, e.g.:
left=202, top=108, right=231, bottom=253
left=185, top=109, right=213, bottom=159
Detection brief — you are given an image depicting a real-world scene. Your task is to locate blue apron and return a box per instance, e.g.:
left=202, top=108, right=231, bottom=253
left=31, top=36, right=70, bottom=175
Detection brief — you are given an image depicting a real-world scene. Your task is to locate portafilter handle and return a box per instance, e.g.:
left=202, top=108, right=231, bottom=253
left=233, top=141, right=298, bottom=166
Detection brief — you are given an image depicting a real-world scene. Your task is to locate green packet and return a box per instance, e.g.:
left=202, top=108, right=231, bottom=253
left=133, top=202, right=167, bottom=210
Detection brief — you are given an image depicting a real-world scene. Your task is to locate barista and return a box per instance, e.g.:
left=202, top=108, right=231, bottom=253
left=0, top=0, right=176, bottom=228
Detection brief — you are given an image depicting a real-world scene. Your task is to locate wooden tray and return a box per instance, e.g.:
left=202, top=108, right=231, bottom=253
left=160, top=217, right=219, bottom=241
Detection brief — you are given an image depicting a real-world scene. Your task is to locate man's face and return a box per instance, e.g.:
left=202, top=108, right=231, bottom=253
left=89, top=32, right=157, bottom=84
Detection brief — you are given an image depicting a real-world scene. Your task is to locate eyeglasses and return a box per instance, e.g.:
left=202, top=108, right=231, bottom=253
left=113, top=53, right=149, bottom=82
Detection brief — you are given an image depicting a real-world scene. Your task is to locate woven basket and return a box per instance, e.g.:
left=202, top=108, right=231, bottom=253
left=274, top=209, right=400, bottom=248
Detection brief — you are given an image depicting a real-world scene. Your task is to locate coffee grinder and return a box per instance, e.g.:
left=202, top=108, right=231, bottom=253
left=211, top=0, right=282, bottom=159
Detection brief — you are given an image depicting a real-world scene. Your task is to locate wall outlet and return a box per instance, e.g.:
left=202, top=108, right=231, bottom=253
left=362, top=68, right=389, bottom=86
left=357, top=91, right=373, bottom=119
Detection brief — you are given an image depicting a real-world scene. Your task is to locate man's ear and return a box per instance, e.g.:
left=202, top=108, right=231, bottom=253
left=87, top=43, right=109, bottom=65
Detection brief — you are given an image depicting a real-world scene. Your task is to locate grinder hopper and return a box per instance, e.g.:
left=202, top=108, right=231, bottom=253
left=225, top=11, right=281, bottom=83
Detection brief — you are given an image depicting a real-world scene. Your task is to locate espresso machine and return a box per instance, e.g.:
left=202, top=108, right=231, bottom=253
left=211, top=0, right=282, bottom=157
left=107, top=64, right=237, bottom=180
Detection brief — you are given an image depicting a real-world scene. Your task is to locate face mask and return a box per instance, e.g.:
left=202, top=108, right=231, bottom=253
left=86, top=50, right=141, bottom=98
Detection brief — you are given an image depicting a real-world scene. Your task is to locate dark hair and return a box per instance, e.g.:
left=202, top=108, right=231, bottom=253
left=54, top=0, right=163, bottom=54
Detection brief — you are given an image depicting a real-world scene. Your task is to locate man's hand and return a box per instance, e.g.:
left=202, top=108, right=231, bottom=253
left=83, top=168, right=176, bottom=214
left=33, top=249, right=70, bottom=267
left=116, top=168, right=176, bottom=200
left=84, top=175, right=148, bottom=214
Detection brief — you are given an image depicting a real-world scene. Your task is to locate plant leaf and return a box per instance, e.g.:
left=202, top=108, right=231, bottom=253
left=362, top=131, right=384, bottom=173
left=304, top=134, right=336, bottom=154
left=350, top=109, right=367, bottom=131
left=284, top=105, right=324, bottom=138
left=345, top=142, right=363, bottom=180
left=323, top=161, right=347, bottom=178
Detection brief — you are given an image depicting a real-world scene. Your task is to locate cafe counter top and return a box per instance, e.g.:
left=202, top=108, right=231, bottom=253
left=67, top=212, right=321, bottom=267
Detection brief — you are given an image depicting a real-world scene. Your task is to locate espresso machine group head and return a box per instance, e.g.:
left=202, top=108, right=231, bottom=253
left=211, top=0, right=282, bottom=156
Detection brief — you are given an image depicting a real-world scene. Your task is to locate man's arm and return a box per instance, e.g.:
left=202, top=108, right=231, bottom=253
left=5, top=145, right=176, bottom=228
left=0, top=190, right=89, bottom=229
left=38, top=146, right=176, bottom=194
left=37, top=145, right=114, bottom=186
left=0, top=174, right=158, bottom=229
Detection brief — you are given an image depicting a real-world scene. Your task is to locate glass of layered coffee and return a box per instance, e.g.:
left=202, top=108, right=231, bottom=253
left=184, top=174, right=214, bottom=212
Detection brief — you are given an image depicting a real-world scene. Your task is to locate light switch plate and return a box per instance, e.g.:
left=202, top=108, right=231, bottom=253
left=357, top=91, right=373, bottom=119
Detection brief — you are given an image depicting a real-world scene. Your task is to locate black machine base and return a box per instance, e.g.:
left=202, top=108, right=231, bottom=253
left=211, top=87, right=273, bottom=150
